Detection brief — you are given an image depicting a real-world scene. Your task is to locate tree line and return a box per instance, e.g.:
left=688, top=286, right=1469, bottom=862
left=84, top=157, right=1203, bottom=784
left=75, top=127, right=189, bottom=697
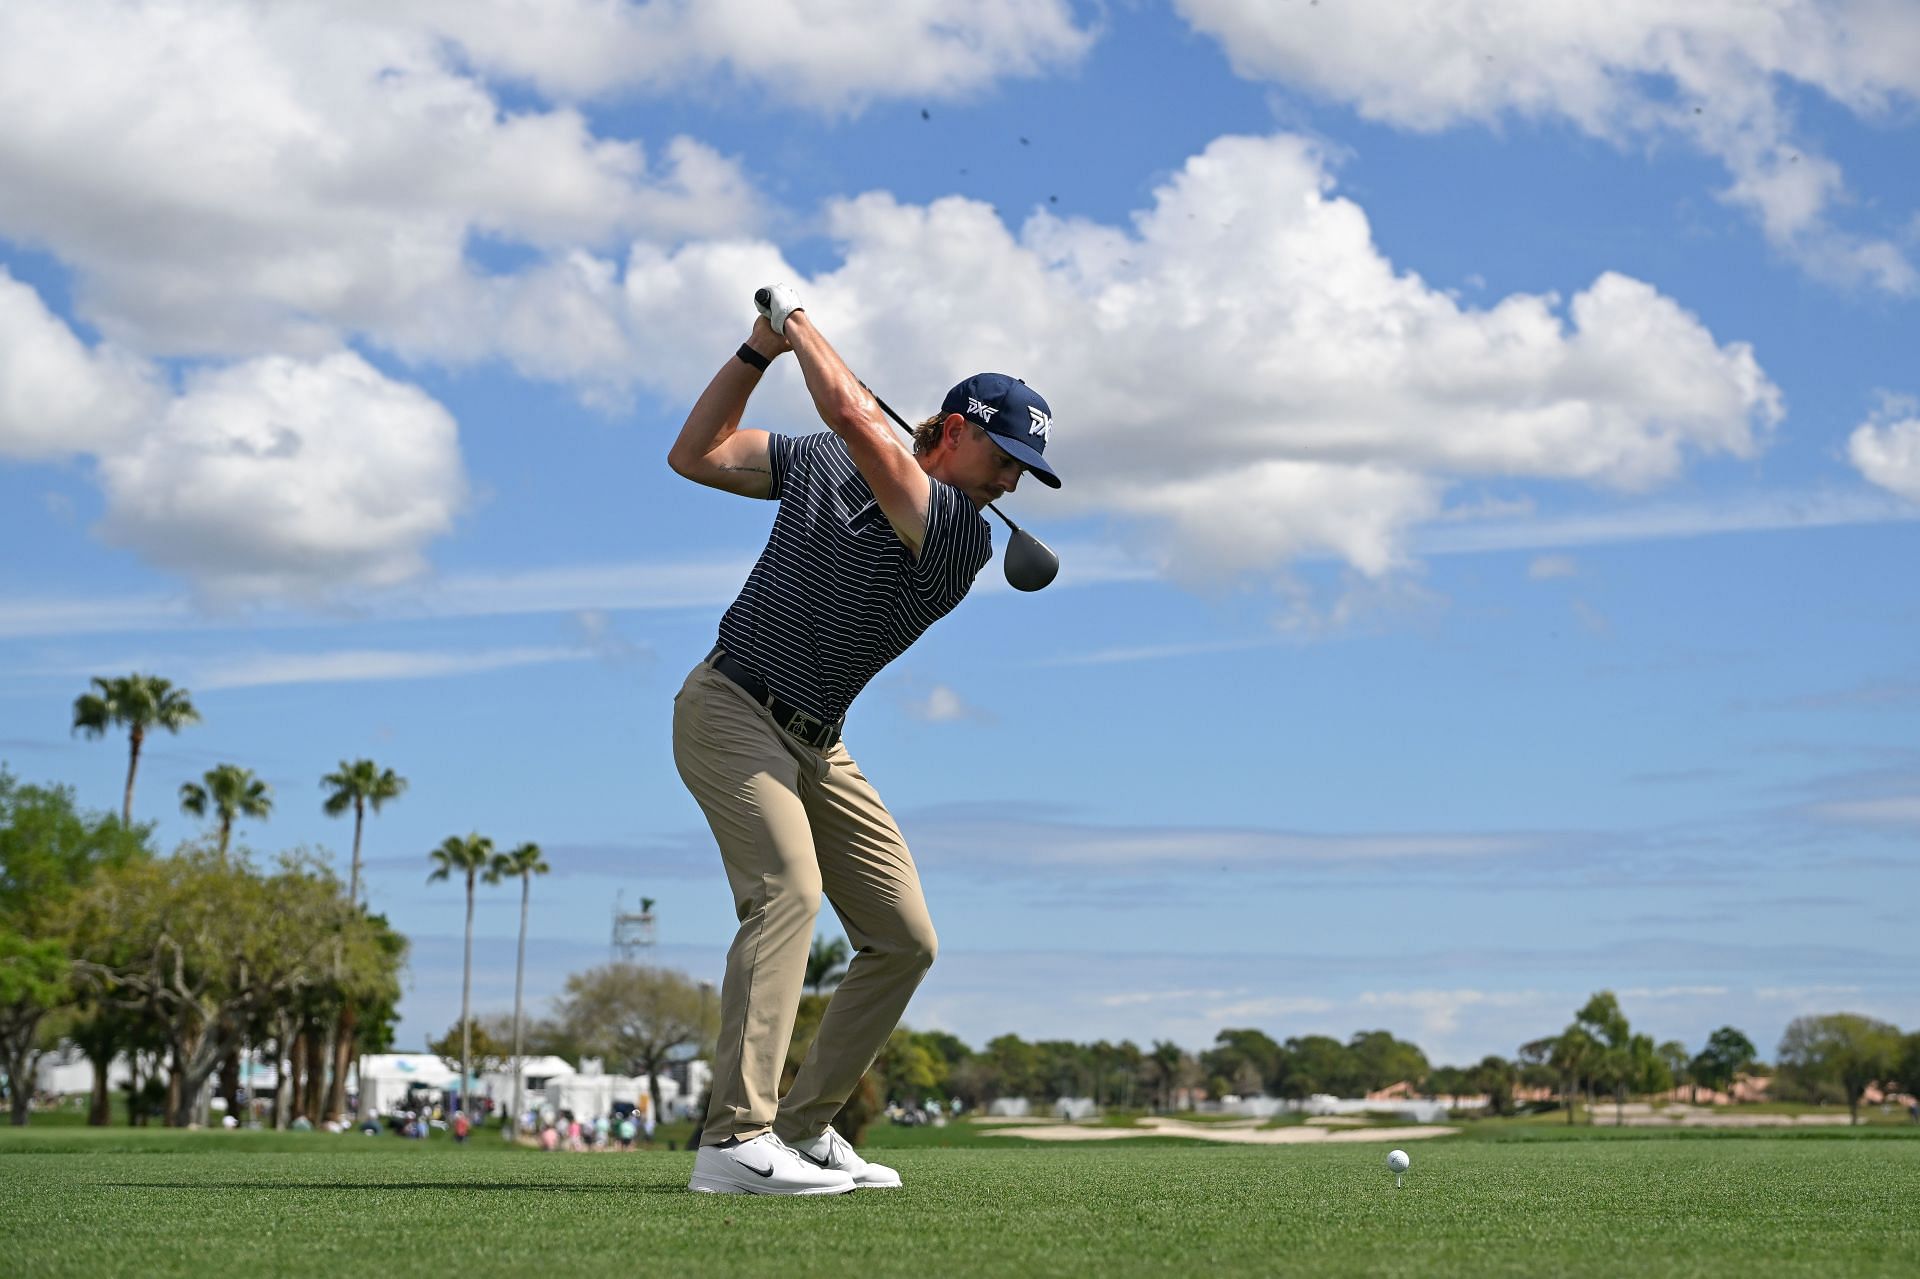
left=836, top=989, right=1920, bottom=1126
left=1503, top=991, right=1917, bottom=1125
left=1, top=670, right=553, bottom=1130
left=476, top=955, right=1920, bottom=1132
left=0, top=768, right=407, bottom=1128
left=0, top=760, right=418, bottom=1121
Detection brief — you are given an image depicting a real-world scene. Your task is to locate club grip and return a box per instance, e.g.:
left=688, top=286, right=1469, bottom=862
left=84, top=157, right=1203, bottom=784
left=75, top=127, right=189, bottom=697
left=753, top=288, right=771, bottom=310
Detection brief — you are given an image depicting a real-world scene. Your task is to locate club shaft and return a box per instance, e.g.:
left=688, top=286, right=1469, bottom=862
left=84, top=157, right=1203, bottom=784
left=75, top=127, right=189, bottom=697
left=866, top=386, right=913, bottom=436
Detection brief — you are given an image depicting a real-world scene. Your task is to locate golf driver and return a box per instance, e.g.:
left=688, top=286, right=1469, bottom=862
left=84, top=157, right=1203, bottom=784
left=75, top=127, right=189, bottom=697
left=753, top=288, right=1060, bottom=592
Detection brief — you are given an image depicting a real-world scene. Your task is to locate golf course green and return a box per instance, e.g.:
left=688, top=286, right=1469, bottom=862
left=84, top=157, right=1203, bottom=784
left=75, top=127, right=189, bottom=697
left=4, top=1120, right=1917, bottom=1277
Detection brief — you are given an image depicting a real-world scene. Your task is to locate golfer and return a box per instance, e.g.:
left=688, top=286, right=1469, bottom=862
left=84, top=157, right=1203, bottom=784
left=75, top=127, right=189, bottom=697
left=668, top=284, right=1059, bottom=1195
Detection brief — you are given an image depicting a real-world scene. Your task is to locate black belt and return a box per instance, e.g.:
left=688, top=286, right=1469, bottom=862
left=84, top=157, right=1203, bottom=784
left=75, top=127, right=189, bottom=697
left=706, top=647, right=842, bottom=750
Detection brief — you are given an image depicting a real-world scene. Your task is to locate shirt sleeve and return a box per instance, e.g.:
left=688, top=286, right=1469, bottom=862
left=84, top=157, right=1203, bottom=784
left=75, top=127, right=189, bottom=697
left=910, top=476, right=993, bottom=593
left=765, top=433, right=797, bottom=501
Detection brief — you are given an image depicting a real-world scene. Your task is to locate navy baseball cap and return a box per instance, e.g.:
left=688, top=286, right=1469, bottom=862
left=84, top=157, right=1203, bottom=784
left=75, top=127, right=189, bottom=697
left=939, top=373, right=1061, bottom=488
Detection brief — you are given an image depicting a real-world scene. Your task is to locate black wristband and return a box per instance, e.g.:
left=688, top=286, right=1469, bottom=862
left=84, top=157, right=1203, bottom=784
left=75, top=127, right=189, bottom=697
left=735, top=343, right=770, bottom=372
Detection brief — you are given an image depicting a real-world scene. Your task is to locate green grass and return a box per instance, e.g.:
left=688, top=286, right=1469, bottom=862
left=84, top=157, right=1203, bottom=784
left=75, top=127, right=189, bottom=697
left=3, top=1123, right=1918, bottom=1277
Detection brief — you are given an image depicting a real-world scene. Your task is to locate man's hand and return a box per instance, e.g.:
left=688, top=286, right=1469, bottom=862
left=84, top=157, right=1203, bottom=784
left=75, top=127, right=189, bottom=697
left=754, top=283, right=804, bottom=335
left=747, top=313, right=790, bottom=360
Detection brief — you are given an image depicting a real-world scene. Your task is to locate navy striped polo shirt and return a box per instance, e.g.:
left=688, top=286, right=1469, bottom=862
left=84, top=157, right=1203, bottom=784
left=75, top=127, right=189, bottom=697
left=714, top=432, right=993, bottom=727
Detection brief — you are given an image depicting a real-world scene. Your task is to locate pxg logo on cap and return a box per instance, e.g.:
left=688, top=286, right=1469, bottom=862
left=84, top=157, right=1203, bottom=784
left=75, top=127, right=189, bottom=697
left=940, top=373, right=1061, bottom=489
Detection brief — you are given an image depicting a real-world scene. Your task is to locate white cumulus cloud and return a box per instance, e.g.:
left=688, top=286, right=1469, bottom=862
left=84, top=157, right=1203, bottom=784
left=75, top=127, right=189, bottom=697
left=0, top=1, right=762, bottom=358
left=1848, top=397, right=1920, bottom=503
left=94, top=352, right=469, bottom=600
left=358, top=0, right=1098, bottom=112
left=0, top=269, right=158, bottom=459
left=904, top=683, right=990, bottom=724
left=1175, top=0, right=1920, bottom=292
left=4, top=271, right=469, bottom=599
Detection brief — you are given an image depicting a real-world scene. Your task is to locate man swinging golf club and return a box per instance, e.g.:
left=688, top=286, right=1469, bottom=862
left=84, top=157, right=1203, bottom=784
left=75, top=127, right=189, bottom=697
left=668, top=283, right=1059, bottom=1195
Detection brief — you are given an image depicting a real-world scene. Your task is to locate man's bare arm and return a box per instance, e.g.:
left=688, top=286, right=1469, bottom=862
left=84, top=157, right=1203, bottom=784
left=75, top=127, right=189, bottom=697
left=667, top=319, right=787, bottom=497
left=779, top=310, right=932, bottom=555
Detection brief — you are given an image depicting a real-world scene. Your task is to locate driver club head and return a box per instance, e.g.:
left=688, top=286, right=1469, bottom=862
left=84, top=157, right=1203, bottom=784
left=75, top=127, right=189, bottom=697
left=1001, top=521, right=1060, bottom=592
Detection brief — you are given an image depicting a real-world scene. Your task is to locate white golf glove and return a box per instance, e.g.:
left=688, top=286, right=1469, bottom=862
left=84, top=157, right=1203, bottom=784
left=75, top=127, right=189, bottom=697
left=754, top=283, right=804, bottom=335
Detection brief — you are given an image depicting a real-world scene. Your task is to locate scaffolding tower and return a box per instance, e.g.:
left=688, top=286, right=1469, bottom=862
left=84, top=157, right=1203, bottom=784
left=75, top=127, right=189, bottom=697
left=611, top=891, right=657, bottom=961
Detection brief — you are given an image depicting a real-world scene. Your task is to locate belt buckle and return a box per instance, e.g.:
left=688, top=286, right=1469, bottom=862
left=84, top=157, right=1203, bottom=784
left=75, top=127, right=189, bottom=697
left=781, top=706, right=827, bottom=747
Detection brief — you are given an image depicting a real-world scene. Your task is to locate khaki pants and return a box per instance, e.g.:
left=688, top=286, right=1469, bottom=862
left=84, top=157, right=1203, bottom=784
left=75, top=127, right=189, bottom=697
left=673, top=661, right=937, bottom=1146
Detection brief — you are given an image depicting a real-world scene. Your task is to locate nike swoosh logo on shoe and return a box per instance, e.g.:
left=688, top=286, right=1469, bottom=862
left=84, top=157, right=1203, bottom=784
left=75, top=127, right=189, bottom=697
left=741, top=1159, right=775, bottom=1178
left=793, top=1149, right=832, bottom=1169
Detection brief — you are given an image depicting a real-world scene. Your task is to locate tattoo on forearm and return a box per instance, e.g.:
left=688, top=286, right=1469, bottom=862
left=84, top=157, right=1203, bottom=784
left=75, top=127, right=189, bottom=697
left=717, top=464, right=769, bottom=475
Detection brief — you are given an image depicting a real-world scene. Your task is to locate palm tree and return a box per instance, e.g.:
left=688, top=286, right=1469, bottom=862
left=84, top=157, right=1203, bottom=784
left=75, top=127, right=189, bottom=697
left=71, top=673, right=201, bottom=824
left=428, top=833, right=495, bottom=1116
left=321, top=760, right=408, bottom=907
left=485, top=842, right=550, bottom=1139
left=806, top=934, right=850, bottom=996
left=1149, top=1040, right=1186, bottom=1112
left=178, top=764, right=273, bottom=856
left=318, top=761, right=405, bottom=1124
left=1550, top=1026, right=1600, bottom=1125
left=176, top=762, right=271, bottom=1121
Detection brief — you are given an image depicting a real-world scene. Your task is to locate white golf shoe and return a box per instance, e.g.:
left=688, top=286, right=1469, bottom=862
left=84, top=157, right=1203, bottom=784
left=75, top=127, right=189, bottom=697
left=688, top=1132, right=857, bottom=1195
left=790, top=1126, right=903, bottom=1189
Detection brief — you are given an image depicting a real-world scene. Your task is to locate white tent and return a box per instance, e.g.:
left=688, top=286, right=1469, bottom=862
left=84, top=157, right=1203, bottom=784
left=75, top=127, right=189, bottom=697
left=676, top=1061, right=711, bottom=1119
left=391, top=1056, right=711, bottom=1123
left=549, top=1072, right=613, bottom=1118
left=357, top=1053, right=457, bottom=1116
left=612, top=1073, right=687, bottom=1114
left=1298, top=1093, right=1452, bottom=1124
left=542, top=1070, right=700, bottom=1121
left=1220, top=1095, right=1286, bottom=1118
left=34, top=1045, right=268, bottom=1100
left=34, top=1044, right=127, bottom=1095
left=479, top=1055, right=575, bottom=1103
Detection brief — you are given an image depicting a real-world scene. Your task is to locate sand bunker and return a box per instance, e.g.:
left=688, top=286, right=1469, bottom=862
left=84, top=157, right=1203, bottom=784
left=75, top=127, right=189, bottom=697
left=982, top=1117, right=1457, bottom=1145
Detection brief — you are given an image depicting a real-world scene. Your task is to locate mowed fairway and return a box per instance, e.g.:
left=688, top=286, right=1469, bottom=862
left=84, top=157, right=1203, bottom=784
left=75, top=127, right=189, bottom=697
left=4, top=1126, right=1918, bottom=1277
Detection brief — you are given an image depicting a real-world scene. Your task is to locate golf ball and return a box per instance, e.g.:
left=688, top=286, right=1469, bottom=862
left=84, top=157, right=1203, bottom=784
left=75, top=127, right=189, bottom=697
left=1386, top=1149, right=1410, bottom=1173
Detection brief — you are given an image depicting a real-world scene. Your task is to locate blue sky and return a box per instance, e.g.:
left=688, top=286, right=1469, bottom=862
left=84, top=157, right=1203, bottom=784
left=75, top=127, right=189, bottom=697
left=3, top=1, right=1917, bottom=1069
